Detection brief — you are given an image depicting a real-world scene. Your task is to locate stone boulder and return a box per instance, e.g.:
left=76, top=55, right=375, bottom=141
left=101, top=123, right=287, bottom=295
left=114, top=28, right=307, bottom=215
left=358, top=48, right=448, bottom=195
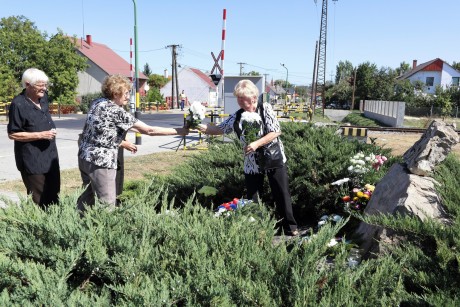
left=354, top=163, right=449, bottom=256
left=355, top=120, right=458, bottom=257
left=403, top=120, right=459, bottom=176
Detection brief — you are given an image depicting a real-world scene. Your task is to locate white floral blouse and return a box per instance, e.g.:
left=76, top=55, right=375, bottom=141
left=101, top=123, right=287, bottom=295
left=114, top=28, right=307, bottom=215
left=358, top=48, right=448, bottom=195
left=218, top=102, right=287, bottom=174
left=78, top=98, right=137, bottom=169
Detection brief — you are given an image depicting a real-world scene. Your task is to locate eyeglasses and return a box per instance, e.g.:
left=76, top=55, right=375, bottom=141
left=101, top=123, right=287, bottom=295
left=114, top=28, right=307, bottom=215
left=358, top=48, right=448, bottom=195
left=124, top=91, right=131, bottom=97
left=30, top=83, right=48, bottom=89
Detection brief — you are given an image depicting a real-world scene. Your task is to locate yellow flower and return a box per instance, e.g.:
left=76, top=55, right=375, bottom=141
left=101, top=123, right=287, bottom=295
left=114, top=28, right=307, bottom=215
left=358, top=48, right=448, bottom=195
left=365, top=184, right=375, bottom=192
left=356, top=191, right=364, bottom=198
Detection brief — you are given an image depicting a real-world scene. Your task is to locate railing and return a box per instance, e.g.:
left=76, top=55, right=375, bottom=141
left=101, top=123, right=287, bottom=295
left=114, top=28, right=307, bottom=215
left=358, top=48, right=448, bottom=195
left=0, top=102, right=11, bottom=116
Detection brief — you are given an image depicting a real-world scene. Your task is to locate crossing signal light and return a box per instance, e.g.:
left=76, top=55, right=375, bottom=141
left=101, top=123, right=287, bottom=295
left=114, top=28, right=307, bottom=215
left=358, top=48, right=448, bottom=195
left=209, top=74, right=222, bottom=86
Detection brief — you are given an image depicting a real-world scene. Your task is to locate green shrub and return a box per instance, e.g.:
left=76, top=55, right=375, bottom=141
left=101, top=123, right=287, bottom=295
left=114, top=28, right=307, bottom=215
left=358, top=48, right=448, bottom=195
left=79, top=92, right=103, bottom=113
left=154, top=123, right=395, bottom=226
left=342, top=112, right=384, bottom=127
left=0, top=188, right=408, bottom=305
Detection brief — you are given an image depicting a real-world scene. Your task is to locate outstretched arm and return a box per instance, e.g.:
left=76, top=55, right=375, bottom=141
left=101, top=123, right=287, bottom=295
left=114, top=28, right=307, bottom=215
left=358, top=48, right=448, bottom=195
left=196, top=124, right=224, bottom=136
left=133, top=121, right=188, bottom=136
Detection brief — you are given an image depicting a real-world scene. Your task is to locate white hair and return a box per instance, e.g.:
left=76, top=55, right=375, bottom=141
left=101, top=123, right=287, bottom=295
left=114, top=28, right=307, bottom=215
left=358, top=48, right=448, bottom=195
left=21, top=68, right=49, bottom=88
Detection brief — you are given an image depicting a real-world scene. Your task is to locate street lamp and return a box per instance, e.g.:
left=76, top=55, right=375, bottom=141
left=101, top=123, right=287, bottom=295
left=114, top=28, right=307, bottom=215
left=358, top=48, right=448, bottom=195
left=132, top=0, right=141, bottom=144
left=280, top=63, right=289, bottom=105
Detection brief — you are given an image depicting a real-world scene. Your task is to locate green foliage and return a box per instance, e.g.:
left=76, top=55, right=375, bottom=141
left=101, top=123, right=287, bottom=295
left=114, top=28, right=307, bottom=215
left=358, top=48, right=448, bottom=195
left=0, top=16, right=87, bottom=104
left=145, top=87, right=163, bottom=103
left=79, top=92, right=103, bottom=113
left=357, top=153, right=460, bottom=305
left=143, top=63, right=152, bottom=77
left=1, top=124, right=459, bottom=304
left=355, top=62, right=378, bottom=100
left=44, top=33, right=87, bottom=104
left=142, top=123, right=393, bottom=227
left=342, top=112, right=382, bottom=127
left=148, top=74, right=168, bottom=89
left=0, top=190, right=409, bottom=305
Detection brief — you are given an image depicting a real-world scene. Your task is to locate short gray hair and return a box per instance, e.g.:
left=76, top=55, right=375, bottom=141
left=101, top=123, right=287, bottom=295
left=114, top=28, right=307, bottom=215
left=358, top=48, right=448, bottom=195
left=21, top=68, right=49, bottom=88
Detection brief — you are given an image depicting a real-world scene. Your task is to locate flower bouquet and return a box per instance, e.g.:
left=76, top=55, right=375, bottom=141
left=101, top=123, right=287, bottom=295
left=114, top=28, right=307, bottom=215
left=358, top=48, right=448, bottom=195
left=186, top=101, right=206, bottom=129
left=240, top=111, right=262, bottom=143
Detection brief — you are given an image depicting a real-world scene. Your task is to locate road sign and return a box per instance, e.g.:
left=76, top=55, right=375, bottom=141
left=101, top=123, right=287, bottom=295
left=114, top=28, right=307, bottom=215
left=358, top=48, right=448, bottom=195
left=210, top=51, right=223, bottom=75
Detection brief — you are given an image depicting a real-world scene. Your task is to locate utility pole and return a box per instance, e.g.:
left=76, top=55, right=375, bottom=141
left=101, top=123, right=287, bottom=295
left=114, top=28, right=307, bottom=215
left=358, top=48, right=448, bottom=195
left=263, top=73, right=270, bottom=102
left=132, top=0, right=141, bottom=145
left=351, top=67, right=357, bottom=111
left=237, top=62, right=246, bottom=76
left=314, top=0, right=338, bottom=112
left=310, top=40, right=318, bottom=108
left=167, top=44, right=180, bottom=109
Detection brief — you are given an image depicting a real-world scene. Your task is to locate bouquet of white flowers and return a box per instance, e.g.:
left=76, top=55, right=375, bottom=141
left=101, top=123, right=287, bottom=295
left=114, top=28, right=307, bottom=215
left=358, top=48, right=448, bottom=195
left=240, top=111, right=262, bottom=143
left=186, top=101, right=206, bottom=129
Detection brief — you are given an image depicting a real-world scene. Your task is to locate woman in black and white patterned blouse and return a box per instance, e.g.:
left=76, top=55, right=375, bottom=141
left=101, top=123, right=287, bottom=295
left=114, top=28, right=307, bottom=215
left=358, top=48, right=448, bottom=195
left=77, top=74, right=188, bottom=213
left=197, top=79, right=299, bottom=236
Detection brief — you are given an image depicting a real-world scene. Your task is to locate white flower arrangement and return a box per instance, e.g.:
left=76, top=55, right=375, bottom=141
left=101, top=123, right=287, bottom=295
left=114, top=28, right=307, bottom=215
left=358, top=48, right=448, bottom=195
left=186, top=101, right=206, bottom=129
left=347, top=152, right=388, bottom=174
left=240, top=111, right=262, bottom=143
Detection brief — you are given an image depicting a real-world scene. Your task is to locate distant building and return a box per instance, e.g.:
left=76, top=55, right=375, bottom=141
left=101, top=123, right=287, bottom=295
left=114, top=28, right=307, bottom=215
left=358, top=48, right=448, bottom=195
left=74, top=35, right=148, bottom=97
left=265, top=82, right=285, bottom=104
left=160, top=67, right=217, bottom=107
left=397, top=58, right=460, bottom=94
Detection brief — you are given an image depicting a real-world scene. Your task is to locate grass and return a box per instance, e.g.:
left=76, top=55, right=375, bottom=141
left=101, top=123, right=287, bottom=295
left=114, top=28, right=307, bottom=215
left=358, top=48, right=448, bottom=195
left=404, top=116, right=460, bottom=128
left=0, top=151, right=198, bottom=198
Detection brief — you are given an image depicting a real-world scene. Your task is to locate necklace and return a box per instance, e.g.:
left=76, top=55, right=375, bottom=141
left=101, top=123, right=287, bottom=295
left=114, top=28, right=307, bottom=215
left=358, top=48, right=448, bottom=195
left=26, top=96, right=41, bottom=107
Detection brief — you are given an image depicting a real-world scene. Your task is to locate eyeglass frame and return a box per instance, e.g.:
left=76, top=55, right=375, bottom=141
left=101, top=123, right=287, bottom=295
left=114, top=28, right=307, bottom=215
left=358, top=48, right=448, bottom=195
left=27, top=82, right=48, bottom=89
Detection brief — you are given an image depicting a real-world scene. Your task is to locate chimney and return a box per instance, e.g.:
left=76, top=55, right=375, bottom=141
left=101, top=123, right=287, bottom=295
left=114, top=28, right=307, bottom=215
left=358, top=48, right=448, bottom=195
left=412, top=59, right=417, bottom=69
left=86, top=34, right=92, bottom=46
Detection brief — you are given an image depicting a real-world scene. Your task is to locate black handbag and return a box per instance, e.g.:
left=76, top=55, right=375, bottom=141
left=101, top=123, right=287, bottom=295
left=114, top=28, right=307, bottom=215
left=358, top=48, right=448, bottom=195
left=257, top=140, right=284, bottom=171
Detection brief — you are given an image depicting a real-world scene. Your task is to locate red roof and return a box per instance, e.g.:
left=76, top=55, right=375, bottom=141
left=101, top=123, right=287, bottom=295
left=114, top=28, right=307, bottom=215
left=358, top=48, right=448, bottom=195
left=75, top=35, right=147, bottom=80
left=190, top=68, right=216, bottom=89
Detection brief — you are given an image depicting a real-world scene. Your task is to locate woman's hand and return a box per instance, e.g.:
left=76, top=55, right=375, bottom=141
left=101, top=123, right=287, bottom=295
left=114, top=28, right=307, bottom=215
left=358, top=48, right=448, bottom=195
left=244, top=142, right=259, bottom=155
left=120, top=140, right=137, bottom=153
left=196, top=124, right=207, bottom=133
left=41, top=129, right=57, bottom=140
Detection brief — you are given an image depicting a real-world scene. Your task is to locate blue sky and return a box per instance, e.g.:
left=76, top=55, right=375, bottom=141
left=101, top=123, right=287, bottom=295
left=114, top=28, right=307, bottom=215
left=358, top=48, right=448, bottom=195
left=2, top=0, right=459, bottom=86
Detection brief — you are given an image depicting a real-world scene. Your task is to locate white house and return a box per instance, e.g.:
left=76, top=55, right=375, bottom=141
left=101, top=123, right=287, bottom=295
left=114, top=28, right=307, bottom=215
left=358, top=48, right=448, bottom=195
left=397, top=58, right=460, bottom=94
left=160, top=67, right=217, bottom=107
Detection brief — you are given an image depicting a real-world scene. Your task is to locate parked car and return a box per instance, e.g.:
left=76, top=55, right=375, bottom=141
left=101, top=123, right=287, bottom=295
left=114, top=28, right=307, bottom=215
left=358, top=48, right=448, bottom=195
left=326, top=103, right=338, bottom=109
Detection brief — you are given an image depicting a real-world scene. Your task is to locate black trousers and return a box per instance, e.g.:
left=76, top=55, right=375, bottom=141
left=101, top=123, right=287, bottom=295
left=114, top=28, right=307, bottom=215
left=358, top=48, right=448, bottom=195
left=21, top=167, right=60, bottom=208
left=244, top=165, right=297, bottom=232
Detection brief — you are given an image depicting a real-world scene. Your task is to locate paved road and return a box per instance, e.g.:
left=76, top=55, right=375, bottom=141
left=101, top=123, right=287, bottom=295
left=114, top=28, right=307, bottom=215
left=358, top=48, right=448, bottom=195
left=0, top=109, right=201, bottom=205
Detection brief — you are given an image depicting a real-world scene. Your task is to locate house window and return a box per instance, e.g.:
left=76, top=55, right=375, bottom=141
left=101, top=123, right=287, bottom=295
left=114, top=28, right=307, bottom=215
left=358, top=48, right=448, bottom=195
left=426, top=77, right=434, bottom=87
left=453, top=77, right=460, bottom=86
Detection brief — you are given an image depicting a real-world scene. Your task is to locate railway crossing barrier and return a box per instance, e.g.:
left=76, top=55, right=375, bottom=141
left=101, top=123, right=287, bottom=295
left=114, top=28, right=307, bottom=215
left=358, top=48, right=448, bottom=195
left=341, top=127, right=368, bottom=143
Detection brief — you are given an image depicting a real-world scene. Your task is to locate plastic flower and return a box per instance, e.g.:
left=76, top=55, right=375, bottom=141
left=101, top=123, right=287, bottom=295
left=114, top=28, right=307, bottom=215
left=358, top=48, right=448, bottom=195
left=240, top=111, right=262, bottom=143
left=186, top=101, right=206, bottom=129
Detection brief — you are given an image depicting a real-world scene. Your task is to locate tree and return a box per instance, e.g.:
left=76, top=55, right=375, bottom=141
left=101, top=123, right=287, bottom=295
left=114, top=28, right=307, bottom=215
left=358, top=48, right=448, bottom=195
left=243, top=71, right=260, bottom=76
left=335, top=60, right=354, bottom=84
left=0, top=16, right=87, bottom=103
left=393, top=79, right=415, bottom=102
left=143, top=63, right=152, bottom=77
left=395, top=61, right=411, bottom=76
left=0, top=16, right=46, bottom=100
left=43, top=33, right=87, bottom=104
left=373, top=67, right=397, bottom=100
left=435, top=86, right=453, bottom=119
left=148, top=74, right=168, bottom=89
left=355, top=62, right=378, bottom=101
left=452, top=61, right=460, bottom=71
